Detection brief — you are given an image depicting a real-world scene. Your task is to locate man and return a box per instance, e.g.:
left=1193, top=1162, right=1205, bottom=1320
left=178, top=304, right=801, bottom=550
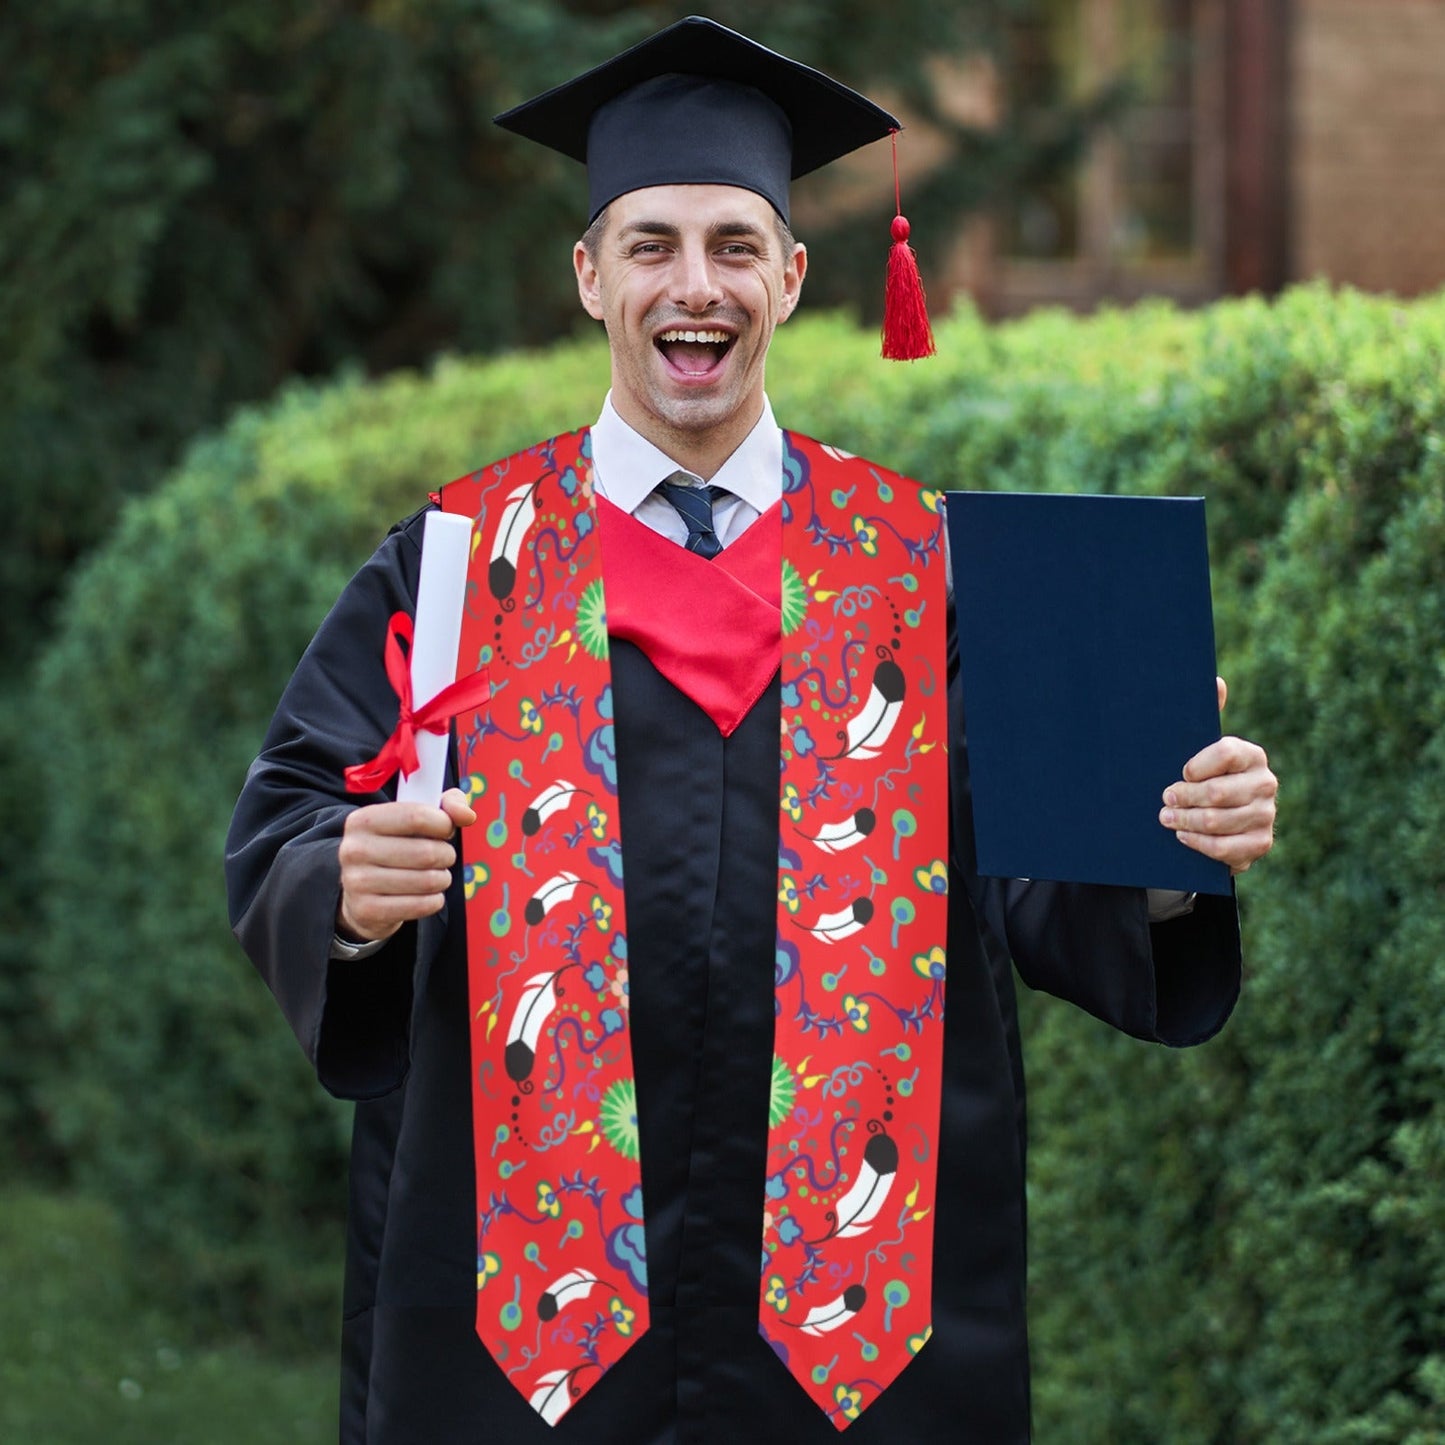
left=226, top=17, right=1277, bottom=1444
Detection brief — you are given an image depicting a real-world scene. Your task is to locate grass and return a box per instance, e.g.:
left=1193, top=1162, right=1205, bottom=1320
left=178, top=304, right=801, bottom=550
left=0, top=1188, right=336, bottom=1445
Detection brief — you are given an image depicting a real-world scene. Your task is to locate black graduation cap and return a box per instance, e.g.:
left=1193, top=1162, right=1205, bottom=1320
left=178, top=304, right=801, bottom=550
left=493, top=14, right=902, bottom=225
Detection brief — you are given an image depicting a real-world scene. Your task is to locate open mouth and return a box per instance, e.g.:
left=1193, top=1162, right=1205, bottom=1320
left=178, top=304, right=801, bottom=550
left=655, top=328, right=734, bottom=377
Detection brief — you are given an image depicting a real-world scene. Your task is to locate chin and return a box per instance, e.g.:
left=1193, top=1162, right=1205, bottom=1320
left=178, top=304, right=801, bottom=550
left=657, top=396, right=741, bottom=435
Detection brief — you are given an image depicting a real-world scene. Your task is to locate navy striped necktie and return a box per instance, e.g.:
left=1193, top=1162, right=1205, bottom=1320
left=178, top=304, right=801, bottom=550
left=655, top=473, right=728, bottom=559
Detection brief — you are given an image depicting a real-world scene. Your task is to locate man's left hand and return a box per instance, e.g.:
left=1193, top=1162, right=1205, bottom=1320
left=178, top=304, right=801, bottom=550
left=1160, top=677, right=1278, bottom=874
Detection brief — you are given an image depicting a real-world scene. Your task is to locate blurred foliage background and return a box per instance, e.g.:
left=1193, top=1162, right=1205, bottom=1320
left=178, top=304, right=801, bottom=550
left=4, top=2, right=1444, bottom=1442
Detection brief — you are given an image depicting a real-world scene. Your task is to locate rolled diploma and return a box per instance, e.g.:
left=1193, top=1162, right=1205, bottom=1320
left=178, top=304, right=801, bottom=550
left=396, top=510, right=475, bottom=805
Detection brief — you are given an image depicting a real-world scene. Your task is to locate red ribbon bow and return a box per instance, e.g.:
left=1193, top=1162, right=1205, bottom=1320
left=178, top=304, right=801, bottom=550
left=344, top=611, right=492, bottom=794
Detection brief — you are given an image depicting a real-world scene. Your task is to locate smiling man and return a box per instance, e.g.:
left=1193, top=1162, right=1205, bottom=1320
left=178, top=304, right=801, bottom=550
left=575, top=185, right=805, bottom=476
left=226, top=17, right=1277, bottom=1445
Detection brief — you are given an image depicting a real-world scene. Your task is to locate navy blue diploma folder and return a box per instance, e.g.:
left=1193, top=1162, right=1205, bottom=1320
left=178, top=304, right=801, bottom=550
left=945, top=491, right=1231, bottom=896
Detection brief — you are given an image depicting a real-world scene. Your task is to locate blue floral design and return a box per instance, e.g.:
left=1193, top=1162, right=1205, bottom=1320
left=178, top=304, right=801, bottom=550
left=782, top=441, right=808, bottom=495
left=775, top=938, right=801, bottom=987
left=606, top=1185, right=648, bottom=1292
left=588, top=840, right=625, bottom=885
left=585, top=722, right=618, bottom=789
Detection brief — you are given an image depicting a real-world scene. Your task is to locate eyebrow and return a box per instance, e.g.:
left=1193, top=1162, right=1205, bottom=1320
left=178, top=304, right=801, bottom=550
left=617, top=219, right=771, bottom=246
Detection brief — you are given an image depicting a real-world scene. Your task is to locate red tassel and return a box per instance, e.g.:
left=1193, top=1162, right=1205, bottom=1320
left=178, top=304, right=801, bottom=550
left=883, top=215, right=935, bottom=360
left=881, top=132, right=934, bottom=360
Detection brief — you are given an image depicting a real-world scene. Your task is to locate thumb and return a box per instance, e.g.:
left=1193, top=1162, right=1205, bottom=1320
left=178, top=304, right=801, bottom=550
left=440, top=786, right=478, bottom=829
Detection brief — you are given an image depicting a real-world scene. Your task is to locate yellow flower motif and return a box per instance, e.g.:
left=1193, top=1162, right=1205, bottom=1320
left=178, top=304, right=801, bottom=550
left=537, top=1181, right=561, bottom=1219
left=519, top=699, right=542, bottom=735
left=778, top=875, right=801, bottom=914
left=852, top=516, right=880, bottom=556
left=843, top=995, right=870, bottom=1032
left=912, top=946, right=947, bottom=982
left=834, top=1384, right=864, bottom=1421
left=590, top=893, right=613, bottom=932
left=908, top=1324, right=933, bottom=1355
left=463, top=861, right=490, bottom=902
left=477, top=1252, right=501, bottom=1291
left=586, top=801, right=607, bottom=839
left=765, top=1274, right=790, bottom=1313
left=608, top=1295, right=636, bottom=1336
left=781, top=782, right=803, bottom=823
left=919, top=488, right=945, bottom=514
left=913, top=859, right=948, bottom=895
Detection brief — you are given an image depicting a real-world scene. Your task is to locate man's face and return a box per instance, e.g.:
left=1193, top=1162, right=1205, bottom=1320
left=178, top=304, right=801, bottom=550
left=574, top=184, right=806, bottom=457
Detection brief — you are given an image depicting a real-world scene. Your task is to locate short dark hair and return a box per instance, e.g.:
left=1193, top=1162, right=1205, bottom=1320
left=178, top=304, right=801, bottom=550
left=581, top=206, right=610, bottom=264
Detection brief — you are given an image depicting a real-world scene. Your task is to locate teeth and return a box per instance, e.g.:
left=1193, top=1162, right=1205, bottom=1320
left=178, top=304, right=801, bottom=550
left=657, top=329, right=730, bottom=344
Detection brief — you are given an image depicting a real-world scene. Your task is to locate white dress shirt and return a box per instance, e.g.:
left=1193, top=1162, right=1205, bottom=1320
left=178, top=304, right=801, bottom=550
left=589, top=391, right=779, bottom=545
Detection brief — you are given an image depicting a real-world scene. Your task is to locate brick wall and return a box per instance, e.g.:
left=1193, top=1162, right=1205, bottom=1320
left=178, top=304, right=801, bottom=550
left=1292, top=0, right=1445, bottom=296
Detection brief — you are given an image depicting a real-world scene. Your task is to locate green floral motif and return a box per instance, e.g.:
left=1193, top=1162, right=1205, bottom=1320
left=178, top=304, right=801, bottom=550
left=599, top=1077, right=640, bottom=1160
left=780, top=559, right=808, bottom=635
left=577, top=578, right=609, bottom=659
left=769, top=1054, right=797, bottom=1128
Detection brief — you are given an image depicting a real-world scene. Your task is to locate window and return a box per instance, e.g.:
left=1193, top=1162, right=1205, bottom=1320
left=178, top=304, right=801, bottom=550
left=993, top=0, right=1224, bottom=311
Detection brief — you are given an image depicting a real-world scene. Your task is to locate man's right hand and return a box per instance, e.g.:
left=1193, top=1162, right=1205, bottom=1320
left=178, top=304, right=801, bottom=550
left=336, top=787, right=477, bottom=943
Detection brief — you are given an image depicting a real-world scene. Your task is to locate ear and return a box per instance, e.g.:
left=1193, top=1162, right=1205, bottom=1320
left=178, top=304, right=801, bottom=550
left=778, top=242, right=807, bottom=323
left=575, top=240, right=605, bottom=321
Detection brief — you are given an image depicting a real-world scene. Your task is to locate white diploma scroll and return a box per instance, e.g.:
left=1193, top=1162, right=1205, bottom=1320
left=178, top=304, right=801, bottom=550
left=396, top=510, right=474, bottom=805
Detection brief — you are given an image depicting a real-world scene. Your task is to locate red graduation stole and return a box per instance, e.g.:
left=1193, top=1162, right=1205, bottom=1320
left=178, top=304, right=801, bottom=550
left=440, top=428, right=948, bottom=1429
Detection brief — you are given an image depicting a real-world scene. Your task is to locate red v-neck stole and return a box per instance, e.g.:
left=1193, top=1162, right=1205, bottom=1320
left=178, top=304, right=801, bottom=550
left=597, top=496, right=783, bottom=736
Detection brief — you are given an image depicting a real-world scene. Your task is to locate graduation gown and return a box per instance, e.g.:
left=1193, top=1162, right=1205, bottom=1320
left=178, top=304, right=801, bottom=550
left=226, top=503, right=1241, bottom=1445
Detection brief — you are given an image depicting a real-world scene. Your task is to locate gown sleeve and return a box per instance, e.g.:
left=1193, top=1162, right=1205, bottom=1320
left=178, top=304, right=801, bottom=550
left=945, top=596, right=1242, bottom=1048
left=224, top=507, right=437, bottom=1098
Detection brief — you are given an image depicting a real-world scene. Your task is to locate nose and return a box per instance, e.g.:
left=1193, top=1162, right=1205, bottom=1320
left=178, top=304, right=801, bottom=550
left=672, top=242, right=723, bottom=314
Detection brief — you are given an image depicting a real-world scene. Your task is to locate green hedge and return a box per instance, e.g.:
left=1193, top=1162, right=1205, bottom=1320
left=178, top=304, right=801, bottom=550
left=28, top=286, right=1445, bottom=1440
left=0, top=1188, right=333, bottom=1444
left=28, top=342, right=612, bottom=1343
left=1016, top=293, right=1445, bottom=1444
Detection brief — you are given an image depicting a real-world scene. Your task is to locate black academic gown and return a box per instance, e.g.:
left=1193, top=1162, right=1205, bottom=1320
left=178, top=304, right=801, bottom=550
left=226, top=504, right=1241, bottom=1445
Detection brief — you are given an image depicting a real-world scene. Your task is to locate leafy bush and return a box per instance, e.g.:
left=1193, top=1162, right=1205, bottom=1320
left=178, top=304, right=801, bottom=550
left=29, top=286, right=1445, bottom=1445
left=30, top=343, right=610, bottom=1341
left=0, top=1188, right=333, bottom=1444
left=1018, top=290, right=1445, bottom=1443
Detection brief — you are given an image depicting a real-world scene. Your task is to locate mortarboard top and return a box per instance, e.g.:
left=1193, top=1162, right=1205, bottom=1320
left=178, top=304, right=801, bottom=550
left=493, top=15, right=901, bottom=224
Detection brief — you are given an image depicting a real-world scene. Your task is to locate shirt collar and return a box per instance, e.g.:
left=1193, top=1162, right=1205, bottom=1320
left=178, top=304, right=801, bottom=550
left=590, top=393, right=782, bottom=516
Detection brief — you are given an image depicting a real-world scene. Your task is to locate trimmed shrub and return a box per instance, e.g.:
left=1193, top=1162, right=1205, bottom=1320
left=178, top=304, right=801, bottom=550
left=30, top=343, right=610, bottom=1341
left=1020, top=290, right=1445, bottom=1443
left=29, top=286, right=1445, bottom=1445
